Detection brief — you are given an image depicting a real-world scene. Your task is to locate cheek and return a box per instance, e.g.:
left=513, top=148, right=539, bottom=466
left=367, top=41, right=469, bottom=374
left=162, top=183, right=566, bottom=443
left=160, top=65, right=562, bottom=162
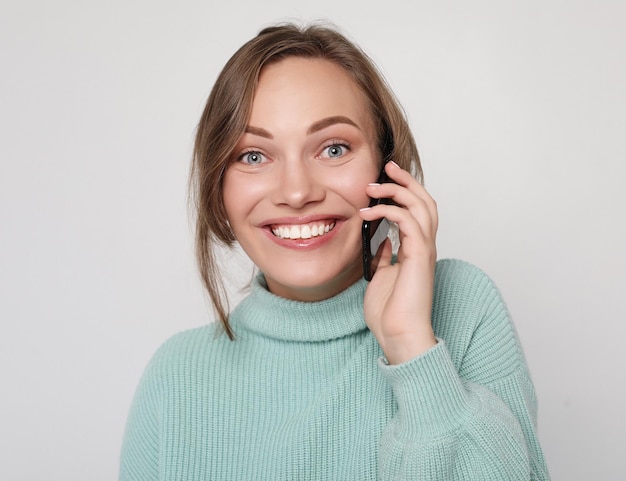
left=333, top=161, right=380, bottom=206
left=222, top=169, right=271, bottom=223
left=222, top=171, right=252, bottom=229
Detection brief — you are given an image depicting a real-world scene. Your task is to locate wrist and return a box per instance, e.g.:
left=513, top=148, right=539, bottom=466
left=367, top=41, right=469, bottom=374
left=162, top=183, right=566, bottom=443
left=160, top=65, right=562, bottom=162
left=380, top=330, right=437, bottom=365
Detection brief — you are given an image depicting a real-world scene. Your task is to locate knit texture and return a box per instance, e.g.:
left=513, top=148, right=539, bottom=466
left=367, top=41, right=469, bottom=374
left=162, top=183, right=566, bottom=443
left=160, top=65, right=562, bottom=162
left=120, top=259, right=550, bottom=480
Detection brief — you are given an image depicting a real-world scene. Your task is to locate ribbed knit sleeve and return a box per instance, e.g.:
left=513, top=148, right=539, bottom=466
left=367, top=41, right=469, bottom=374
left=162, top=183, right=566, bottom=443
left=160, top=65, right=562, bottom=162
left=119, top=343, right=165, bottom=481
left=377, top=259, right=549, bottom=480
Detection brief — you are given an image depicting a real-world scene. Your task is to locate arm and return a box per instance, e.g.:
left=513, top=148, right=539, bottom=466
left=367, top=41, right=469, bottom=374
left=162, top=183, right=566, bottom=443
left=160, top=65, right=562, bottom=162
left=119, top=352, right=163, bottom=481
left=377, top=265, right=550, bottom=480
left=360, top=162, right=549, bottom=480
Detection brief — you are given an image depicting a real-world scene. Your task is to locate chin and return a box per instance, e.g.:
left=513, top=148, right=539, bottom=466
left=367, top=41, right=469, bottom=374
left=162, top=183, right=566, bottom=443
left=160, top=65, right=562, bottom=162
left=264, top=263, right=362, bottom=301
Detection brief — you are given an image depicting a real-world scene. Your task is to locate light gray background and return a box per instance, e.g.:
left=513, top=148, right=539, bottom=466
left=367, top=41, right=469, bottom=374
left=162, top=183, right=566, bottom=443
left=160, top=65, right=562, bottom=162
left=1, top=1, right=624, bottom=480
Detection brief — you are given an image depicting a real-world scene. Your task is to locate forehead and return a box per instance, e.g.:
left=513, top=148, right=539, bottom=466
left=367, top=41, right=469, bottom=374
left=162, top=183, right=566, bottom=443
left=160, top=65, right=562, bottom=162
left=249, top=57, right=375, bottom=133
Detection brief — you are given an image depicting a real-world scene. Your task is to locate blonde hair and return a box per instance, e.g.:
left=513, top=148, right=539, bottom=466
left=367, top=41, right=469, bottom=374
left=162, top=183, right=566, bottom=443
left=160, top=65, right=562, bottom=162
left=190, top=23, right=422, bottom=339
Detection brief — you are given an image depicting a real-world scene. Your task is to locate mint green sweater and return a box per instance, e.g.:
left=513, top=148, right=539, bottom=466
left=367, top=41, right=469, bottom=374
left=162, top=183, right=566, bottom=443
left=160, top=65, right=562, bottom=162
left=120, top=259, right=549, bottom=480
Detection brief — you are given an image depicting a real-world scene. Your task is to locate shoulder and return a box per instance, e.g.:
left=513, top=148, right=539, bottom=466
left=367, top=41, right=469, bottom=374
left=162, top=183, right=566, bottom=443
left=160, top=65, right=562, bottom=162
left=138, top=323, right=229, bottom=387
left=153, top=324, right=215, bottom=358
left=433, top=258, right=504, bottom=317
left=432, top=259, right=523, bottom=379
left=434, top=258, right=498, bottom=292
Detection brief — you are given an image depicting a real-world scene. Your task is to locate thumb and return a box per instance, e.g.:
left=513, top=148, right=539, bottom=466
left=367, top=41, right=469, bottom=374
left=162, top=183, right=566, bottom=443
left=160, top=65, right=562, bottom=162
left=374, top=237, right=393, bottom=272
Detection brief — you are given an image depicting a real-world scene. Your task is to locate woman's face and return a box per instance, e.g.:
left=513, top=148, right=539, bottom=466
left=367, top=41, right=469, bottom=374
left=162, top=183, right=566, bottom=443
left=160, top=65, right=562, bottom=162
left=223, top=57, right=380, bottom=301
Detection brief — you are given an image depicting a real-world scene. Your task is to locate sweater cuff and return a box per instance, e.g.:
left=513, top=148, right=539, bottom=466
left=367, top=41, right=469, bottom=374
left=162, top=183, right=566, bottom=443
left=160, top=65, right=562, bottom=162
left=378, top=339, right=473, bottom=439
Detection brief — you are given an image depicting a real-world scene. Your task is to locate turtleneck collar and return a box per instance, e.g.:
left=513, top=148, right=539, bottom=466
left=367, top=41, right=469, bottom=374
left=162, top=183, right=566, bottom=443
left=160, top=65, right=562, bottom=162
left=230, top=274, right=369, bottom=342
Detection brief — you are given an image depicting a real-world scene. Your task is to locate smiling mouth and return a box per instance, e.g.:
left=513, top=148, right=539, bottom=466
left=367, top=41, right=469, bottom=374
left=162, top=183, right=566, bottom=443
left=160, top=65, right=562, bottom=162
left=271, top=221, right=336, bottom=240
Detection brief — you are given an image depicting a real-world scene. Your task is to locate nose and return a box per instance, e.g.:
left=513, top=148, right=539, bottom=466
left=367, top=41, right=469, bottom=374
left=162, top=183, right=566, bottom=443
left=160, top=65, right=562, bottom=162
left=271, top=159, right=325, bottom=209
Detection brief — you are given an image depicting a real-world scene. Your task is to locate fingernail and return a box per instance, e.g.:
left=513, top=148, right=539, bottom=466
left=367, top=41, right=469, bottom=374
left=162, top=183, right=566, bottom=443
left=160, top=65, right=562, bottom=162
left=389, top=160, right=400, bottom=168
left=359, top=207, right=371, bottom=212
left=368, top=183, right=380, bottom=186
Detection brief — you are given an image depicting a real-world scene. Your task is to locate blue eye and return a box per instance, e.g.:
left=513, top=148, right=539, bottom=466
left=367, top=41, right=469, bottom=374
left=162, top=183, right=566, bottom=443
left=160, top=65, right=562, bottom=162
left=239, top=151, right=266, bottom=165
left=321, top=143, right=350, bottom=159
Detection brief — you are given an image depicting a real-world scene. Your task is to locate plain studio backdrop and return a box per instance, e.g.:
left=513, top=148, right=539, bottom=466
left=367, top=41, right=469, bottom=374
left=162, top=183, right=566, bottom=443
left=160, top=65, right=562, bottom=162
left=1, top=1, right=624, bottom=479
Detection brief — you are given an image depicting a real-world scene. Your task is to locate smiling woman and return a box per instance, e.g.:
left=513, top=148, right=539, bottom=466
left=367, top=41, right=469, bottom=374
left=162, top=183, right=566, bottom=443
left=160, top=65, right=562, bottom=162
left=189, top=24, right=421, bottom=339
left=224, top=58, right=380, bottom=302
left=119, top=23, right=550, bottom=481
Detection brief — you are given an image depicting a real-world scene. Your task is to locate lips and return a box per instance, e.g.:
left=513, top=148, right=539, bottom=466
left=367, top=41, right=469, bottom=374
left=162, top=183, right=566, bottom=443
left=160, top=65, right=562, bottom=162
left=271, top=221, right=336, bottom=240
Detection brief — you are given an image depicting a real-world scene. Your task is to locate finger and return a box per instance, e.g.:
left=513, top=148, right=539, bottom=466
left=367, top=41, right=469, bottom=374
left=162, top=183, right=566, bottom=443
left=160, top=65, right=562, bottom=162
left=377, top=236, right=393, bottom=269
left=387, top=161, right=438, bottom=232
left=382, top=160, right=416, bottom=188
left=371, top=162, right=438, bottom=233
left=360, top=203, right=431, bottom=247
left=364, top=184, right=437, bottom=239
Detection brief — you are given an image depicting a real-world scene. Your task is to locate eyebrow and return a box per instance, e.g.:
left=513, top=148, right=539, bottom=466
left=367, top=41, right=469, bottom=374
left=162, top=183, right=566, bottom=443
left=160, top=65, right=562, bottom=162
left=244, top=116, right=361, bottom=139
left=244, top=126, right=273, bottom=139
left=307, top=116, right=360, bottom=134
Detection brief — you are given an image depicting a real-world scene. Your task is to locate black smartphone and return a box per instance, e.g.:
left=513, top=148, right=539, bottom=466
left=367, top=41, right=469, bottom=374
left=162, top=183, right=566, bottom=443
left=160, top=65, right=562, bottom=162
left=362, top=131, right=395, bottom=281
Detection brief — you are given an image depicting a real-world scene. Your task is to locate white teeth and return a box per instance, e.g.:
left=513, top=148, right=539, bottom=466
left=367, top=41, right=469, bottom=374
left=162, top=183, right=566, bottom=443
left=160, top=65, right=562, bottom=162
left=272, top=221, right=335, bottom=240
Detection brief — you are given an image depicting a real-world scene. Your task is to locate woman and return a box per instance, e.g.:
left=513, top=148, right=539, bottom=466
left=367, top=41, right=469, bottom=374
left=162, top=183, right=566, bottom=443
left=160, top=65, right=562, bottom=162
left=120, top=23, right=550, bottom=480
